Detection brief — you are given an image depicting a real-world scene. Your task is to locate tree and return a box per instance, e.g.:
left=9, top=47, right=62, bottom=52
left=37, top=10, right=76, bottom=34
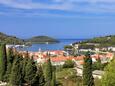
left=83, top=52, right=94, bottom=86
left=51, top=71, right=56, bottom=86
left=101, top=60, right=115, bottom=86
left=44, top=58, right=53, bottom=86
left=37, top=66, right=45, bottom=86
left=92, top=58, right=108, bottom=71
left=21, top=57, right=28, bottom=83
left=0, top=43, right=7, bottom=81
left=32, top=66, right=45, bottom=86
left=24, top=58, right=37, bottom=85
left=9, top=56, right=22, bottom=86
left=64, top=45, right=73, bottom=51
left=6, top=48, right=14, bottom=81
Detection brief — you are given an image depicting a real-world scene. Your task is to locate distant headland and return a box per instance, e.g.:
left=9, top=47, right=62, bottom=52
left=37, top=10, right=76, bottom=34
left=73, top=35, right=115, bottom=48
left=0, top=32, right=24, bottom=44
left=0, top=32, right=59, bottom=44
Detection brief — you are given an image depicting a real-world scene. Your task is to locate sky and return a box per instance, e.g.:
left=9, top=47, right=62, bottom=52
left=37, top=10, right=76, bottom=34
left=0, top=0, right=115, bottom=39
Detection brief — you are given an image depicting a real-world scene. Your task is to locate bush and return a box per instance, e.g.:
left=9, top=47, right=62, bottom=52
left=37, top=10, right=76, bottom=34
left=92, top=61, right=108, bottom=71
left=63, top=60, right=75, bottom=68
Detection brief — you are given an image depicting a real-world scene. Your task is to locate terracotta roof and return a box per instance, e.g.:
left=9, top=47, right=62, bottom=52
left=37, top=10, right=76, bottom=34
left=51, top=56, right=68, bottom=62
left=51, top=55, right=85, bottom=62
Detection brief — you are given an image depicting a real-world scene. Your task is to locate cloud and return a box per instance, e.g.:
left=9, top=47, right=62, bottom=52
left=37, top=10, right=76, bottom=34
left=69, top=0, right=115, bottom=3
left=0, top=0, right=115, bottom=17
left=52, top=0, right=64, bottom=3
left=0, top=0, right=72, bottom=10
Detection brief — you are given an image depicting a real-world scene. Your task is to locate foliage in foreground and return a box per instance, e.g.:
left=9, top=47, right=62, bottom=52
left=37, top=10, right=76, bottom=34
left=0, top=43, right=46, bottom=86
left=43, top=58, right=56, bottom=86
left=0, top=43, right=7, bottom=81
left=83, top=52, right=94, bottom=86
left=101, top=59, right=115, bottom=86
left=9, top=56, right=22, bottom=86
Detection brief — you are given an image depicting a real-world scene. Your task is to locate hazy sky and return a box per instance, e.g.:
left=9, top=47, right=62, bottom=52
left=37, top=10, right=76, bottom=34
left=0, top=0, right=115, bottom=39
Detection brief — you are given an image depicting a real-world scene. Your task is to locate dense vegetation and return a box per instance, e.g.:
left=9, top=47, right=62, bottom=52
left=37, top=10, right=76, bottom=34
left=78, top=44, right=95, bottom=50
left=0, top=43, right=7, bottom=81
left=75, top=35, right=115, bottom=47
left=101, top=59, right=115, bottom=86
left=43, top=58, right=53, bottom=86
left=92, top=59, right=108, bottom=71
left=56, top=68, right=78, bottom=86
left=83, top=52, right=94, bottom=86
left=0, top=44, right=57, bottom=86
left=27, top=36, right=59, bottom=44
left=0, top=32, right=24, bottom=44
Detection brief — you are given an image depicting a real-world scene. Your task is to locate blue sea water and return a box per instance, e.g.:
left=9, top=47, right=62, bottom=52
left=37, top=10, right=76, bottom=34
left=20, top=39, right=85, bottom=52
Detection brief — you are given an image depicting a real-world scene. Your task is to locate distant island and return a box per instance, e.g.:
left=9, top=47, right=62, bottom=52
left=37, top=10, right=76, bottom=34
left=0, top=32, right=59, bottom=44
left=26, top=36, right=59, bottom=44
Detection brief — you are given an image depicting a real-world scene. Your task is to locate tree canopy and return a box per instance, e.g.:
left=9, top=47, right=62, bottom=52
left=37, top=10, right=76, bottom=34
left=101, top=59, right=115, bottom=86
left=83, top=52, right=94, bottom=86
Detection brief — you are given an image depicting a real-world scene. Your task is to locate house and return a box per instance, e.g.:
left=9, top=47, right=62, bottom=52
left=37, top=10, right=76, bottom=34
left=51, top=56, right=68, bottom=66
left=95, top=48, right=100, bottom=52
left=75, top=65, right=104, bottom=79
left=93, top=70, right=104, bottom=79
left=108, top=47, right=115, bottom=51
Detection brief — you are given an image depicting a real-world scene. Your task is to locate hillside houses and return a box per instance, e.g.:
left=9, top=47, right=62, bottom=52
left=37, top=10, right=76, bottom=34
left=6, top=47, right=114, bottom=80
left=16, top=49, right=114, bottom=66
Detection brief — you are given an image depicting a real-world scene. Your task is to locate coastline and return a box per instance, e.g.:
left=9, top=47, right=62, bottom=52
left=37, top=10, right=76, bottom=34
left=17, top=39, right=85, bottom=51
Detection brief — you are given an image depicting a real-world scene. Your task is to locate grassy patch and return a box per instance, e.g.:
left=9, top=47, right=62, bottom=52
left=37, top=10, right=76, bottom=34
left=56, top=68, right=76, bottom=79
left=56, top=68, right=82, bottom=86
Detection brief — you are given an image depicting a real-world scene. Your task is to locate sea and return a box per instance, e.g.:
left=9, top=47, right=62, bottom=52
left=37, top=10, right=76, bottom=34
left=19, top=39, right=86, bottom=52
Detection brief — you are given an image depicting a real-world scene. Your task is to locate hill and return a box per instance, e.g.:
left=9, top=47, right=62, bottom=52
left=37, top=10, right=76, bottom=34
left=0, top=32, right=24, bottom=44
left=74, top=35, right=115, bottom=47
left=26, top=36, right=59, bottom=44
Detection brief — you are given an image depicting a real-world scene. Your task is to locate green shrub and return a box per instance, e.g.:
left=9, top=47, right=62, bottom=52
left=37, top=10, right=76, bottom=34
left=63, top=60, right=75, bottom=68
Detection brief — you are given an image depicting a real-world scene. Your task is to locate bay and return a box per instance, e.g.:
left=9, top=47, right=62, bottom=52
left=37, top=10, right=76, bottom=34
left=19, top=39, right=85, bottom=52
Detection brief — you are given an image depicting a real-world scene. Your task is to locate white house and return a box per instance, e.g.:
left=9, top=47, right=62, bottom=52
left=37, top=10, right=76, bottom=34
left=76, top=65, right=104, bottom=79
left=108, top=47, right=115, bottom=51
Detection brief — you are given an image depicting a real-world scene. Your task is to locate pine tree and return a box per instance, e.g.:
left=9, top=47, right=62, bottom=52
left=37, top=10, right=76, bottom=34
left=9, top=56, right=22, bottom=86
left=22, top=57, right=28, bottom=83
left=6, top=48, right=14, bottom=81
left=0, top=43, right=7, bottom=81
left=32, top=66, right=45, bottom=86
left=51, top=71, right=56, bottom=86
left=24, top=58, right=37, bottom=85
left=21, top=51, right=30, bottom=83
left=37, top=66, right=45, bottom=86
left=83, top=52, right=94, bottom=86
left=44, top=58, right=53, bottom=86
